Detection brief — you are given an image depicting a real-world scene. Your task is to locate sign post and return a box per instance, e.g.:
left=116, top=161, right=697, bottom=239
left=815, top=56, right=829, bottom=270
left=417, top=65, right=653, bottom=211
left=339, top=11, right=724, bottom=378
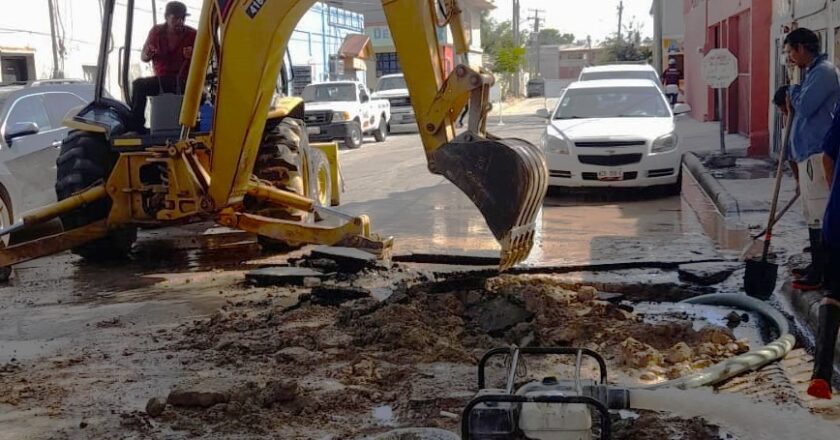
left=701, top=49, right=739, bottom=154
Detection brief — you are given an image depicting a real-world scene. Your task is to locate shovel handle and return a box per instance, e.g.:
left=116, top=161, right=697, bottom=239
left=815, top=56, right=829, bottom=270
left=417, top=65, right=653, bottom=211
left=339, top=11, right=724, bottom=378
left=762, top=111, right=794, bottom=261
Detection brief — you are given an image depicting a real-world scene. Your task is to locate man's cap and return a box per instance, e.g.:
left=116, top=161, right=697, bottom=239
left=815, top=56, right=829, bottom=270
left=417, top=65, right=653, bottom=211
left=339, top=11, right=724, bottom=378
left=165, top=1, right=189, bottom=18
left=668, top=58, right=677, bottom=65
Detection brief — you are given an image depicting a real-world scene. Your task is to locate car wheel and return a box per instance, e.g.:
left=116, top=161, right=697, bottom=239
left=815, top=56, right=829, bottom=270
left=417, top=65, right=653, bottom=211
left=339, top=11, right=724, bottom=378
left=0, top=186, right=12, bottom=282
left=344, top=121, right=363, bottom=149
left=55, top=130, right=137, bottom=261
left=373, top=116, right=388, bottom=142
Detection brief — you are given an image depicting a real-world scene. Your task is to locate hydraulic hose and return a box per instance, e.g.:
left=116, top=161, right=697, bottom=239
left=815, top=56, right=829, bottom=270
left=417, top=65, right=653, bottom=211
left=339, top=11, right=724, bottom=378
left=644, top=293, right=794, bottom=390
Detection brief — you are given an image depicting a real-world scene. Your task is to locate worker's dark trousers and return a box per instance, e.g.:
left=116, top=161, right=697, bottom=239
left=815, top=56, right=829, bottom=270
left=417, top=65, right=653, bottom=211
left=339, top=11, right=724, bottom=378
left=666, top=93, right=678, bottom=106
left=129, top=76, right=182, bottom=130
left=813, top=248, right=840, bottom=383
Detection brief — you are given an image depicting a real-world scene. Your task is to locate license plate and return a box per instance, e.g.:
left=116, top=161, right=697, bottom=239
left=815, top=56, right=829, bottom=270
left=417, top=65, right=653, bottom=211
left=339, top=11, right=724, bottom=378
left=306, top=126, right=320, bottom=135
left=597, top=170, right=623, bottom=181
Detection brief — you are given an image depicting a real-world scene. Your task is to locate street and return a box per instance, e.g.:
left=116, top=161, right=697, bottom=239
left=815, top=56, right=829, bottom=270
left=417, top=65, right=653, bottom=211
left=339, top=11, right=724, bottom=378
left=0, top=104, right=804, bottom=439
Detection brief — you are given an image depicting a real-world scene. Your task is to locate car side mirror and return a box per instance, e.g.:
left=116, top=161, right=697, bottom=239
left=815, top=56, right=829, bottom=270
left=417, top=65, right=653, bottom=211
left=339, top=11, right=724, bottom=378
left=673, top=103, right=692, bottom=116
left=5, top=122, right=39, bottom=143
left=536, top=108, right=550, bottom=119
left=361, top=94, right=370, bottom=103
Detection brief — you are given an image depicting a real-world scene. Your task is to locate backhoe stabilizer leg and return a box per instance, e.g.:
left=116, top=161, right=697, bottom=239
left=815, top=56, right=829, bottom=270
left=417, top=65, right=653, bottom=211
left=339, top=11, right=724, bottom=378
left=0, top=221, right=110, bottom=268
left=218, top=210, right=393, bottom=259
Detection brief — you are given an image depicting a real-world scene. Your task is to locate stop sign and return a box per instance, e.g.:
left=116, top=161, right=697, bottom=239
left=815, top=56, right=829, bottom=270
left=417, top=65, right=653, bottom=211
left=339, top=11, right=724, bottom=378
left=702, top=49, right=738, bottom=89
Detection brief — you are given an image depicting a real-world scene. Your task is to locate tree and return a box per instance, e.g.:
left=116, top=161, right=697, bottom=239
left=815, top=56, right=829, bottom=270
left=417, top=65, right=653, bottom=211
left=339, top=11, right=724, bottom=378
left=495, top=44, right=527, bottom=98
left=598, top=19, right=650, bottom=63
left=537, top=28, right=575, bottom=46
left=481, top=11, right=528, bottom=56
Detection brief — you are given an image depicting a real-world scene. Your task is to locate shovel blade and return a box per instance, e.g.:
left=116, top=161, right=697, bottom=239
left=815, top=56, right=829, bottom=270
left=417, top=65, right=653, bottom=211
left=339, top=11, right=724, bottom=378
left=744, top=257, right=778, bottom=300
left=431, top=136, right=548, bottom=270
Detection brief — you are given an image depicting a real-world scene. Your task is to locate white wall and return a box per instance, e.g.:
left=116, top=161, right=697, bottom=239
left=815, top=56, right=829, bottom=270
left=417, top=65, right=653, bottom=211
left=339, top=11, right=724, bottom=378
left=662, top=0, right=685, bottom=39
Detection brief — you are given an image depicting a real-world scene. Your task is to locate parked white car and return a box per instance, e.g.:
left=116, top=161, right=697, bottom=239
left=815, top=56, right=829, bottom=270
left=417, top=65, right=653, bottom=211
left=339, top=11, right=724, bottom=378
left=372, top=74, right=416, bottom=133
left=578, top=64, right=662, bottom=91
left=302, top=81, right=391, bottom=149
left=540, top=79, right=690, bottom=194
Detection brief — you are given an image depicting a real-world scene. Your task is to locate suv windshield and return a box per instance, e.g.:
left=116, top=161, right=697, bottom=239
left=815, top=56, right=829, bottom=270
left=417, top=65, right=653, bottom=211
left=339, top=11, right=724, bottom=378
left=580, top=71, right=659, bottom=84
left=377, top=76, right=407, bottom=92
left=554, top=87, right=670, bottom=119
left=302, top=84, right=356, bottom=102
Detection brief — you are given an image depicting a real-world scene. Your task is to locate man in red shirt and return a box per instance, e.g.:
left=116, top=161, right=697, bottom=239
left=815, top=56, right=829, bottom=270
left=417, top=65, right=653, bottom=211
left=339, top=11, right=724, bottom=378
left=129, top=1, right=196, bottom=131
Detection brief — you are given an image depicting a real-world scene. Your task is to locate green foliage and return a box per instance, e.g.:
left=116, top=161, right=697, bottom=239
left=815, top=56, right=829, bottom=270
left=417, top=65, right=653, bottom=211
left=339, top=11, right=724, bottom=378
left=598, top=20, right=649, bottom=63
left=480, top=11, right=528, bottom=56
left=495, top=45, right=527, bottom=74
left=538, top=29, right=575, bottom=46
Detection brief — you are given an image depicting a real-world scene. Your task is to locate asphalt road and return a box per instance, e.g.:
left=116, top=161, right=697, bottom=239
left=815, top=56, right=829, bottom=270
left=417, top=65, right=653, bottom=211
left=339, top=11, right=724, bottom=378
left=339, top=112, right=720, bottom=267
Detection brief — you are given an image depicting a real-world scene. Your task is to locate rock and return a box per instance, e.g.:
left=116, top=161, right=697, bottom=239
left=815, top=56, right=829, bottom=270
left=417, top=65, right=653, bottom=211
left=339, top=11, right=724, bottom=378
left=697, top=326, right=735, bottom=345
left=596, top=292, right=625, bottom=303
left=465, top=296, right=533, bottom=334
left=301, top=258, right=340, bottom=272
left=79, top=421, right=89, bottom=429
left=245, top=267, right=324, bottom=286
left=309, top=246, right=378, bottom=273
left=145, top=397, right=166, bottom=417
left=640, top=372, right=657, bottom=381
left=620, top=338, right=662, bottom=368
left=166, top=390, right=229, bottom=408
left=577, top=286, right=598, bottom=301
left=303, top=277, right=322, bottom=288
left=260, top=380, right=298, bottom=407
left=310, top=285, right=371, bottom=306
left=666, top=364, right=692, bottom=379
left=545, top=326, right=582, bottom=345
left=678, top=262, right=742, bottom=285
left=725, top=311, right=742, bottom=328
left=665, top=342, right=692, bottom=364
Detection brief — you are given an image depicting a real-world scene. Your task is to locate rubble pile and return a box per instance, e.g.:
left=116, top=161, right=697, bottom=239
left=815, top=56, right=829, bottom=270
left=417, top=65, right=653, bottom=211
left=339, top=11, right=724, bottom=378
left=145, top=271, right=747, bottom=437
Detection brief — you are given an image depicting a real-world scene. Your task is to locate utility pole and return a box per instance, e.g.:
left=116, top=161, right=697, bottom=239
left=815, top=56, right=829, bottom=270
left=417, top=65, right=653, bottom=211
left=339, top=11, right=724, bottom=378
left=528, top=9, right=545, bottom=78
left=512, top=0, right=520, bottom=97
left=617, top=0, right=624, bottom=42
left=47, top=0, right=62, bottom=79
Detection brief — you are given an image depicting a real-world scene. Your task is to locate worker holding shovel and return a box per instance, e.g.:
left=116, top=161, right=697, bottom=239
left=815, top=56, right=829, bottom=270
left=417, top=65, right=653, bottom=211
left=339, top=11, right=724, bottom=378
left=807, top=96, right=840, bottom=399
left=784, top=28, right=840, bottom=291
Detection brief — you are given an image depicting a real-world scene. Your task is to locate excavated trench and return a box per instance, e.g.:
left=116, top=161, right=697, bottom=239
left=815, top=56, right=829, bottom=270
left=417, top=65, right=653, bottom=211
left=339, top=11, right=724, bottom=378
left=113, top=266, right=791, bottom=440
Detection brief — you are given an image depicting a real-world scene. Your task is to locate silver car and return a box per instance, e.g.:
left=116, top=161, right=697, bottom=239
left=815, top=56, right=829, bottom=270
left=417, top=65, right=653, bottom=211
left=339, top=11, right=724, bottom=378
left=0, top=80, right=95, bottom=237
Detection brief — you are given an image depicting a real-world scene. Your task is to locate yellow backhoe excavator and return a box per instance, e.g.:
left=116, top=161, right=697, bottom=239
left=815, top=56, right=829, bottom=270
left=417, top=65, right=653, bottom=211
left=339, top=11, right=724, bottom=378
left=0, top=0, right=547, bottom=281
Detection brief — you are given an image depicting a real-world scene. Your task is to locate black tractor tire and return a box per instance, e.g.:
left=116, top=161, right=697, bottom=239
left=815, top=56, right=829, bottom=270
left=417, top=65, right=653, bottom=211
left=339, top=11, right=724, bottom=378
left=55, top=130, right=136, bottom=260
left=0, top=184, right=13, bottom=282
left=373, top=116, right=388, bottom=142
left=344, top=121, right=363, bottom=149
left=248, top=118, right=322, bottom=252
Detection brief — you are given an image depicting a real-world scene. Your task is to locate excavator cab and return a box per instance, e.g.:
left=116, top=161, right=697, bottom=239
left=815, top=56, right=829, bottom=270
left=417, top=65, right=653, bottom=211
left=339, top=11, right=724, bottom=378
left=0, top=0, right=547, bottom=278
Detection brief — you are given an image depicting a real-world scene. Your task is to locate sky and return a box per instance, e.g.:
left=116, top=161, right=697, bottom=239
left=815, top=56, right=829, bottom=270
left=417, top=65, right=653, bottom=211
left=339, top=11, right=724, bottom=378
left=489, top=0, right=654, bottom=45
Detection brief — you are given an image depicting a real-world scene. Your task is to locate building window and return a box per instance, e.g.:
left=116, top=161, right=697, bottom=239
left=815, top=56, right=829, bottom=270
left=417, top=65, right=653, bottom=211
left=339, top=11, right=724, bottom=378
left=376, top=52, right=401, bottom=77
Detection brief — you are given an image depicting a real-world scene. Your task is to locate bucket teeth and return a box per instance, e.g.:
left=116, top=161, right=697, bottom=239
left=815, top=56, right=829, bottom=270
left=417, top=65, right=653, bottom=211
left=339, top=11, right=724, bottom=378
left=431, top=135, right=548, bottom=271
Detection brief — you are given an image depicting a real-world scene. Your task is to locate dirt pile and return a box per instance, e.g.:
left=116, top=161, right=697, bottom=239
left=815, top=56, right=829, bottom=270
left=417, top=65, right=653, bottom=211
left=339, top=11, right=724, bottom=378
left=152, top=272, right=748, bottom=437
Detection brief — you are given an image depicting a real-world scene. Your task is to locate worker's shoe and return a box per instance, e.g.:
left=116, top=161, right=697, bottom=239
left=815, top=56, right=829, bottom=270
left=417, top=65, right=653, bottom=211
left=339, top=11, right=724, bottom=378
left=807, top=379, right=833, bottom=400
left=792, top=229, right=826, bottom=290
left=792, top=263, right=812, bottom=278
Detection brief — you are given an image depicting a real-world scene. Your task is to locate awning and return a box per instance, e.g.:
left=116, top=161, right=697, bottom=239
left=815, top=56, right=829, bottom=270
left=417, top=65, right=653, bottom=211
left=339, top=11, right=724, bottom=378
left=338, top=34, right=375, bottom=61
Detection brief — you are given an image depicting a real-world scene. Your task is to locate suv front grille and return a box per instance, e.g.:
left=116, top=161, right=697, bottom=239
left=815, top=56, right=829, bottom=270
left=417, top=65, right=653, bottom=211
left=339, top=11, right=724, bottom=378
left=304, top=111, right=332, bottom=125
left=578, top=154, right=643, bottom=166
left=575, top=140, right=646, bottom=148
left=388, top=97, right=411, bottom=107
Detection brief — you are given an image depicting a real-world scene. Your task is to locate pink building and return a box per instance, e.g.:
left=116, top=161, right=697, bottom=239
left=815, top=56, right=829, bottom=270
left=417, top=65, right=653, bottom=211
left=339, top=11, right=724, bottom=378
left=683, top=0, right=772, bottom=156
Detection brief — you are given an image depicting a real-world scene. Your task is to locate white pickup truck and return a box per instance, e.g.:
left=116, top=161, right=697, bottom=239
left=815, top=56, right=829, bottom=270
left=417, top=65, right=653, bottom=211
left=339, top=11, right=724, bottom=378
left=302, top=81, right=391, bottom=149
left=372, top=74, right=416, bottom=133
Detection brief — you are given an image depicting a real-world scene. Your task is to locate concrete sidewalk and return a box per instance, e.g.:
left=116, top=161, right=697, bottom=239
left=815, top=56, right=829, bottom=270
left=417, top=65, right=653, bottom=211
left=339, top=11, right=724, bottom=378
left=680, top=118, right=837, bottom=395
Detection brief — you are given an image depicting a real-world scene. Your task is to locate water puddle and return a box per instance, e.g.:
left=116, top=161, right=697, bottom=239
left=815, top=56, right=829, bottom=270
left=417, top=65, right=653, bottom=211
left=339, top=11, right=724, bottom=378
left=682, top=168, right=750, bottom=252
left=372, top=405, right=396, bottom=427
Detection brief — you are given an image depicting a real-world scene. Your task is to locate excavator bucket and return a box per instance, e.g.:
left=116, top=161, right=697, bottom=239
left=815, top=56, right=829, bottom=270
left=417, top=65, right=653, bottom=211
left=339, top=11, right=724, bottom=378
left=432, top=135, right=548, bottom=270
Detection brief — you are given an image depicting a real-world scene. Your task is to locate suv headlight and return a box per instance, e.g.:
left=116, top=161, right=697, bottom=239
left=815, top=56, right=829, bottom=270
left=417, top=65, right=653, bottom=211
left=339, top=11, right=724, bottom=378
left=540, top=132, right=570, bottom=154
left=333, top=111, right=351, bottom=122
left=652, top=133, right=677, bottom=153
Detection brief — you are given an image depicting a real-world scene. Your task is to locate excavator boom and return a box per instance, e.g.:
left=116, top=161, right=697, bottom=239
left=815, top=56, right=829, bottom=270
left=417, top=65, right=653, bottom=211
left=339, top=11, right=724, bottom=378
left=179, top=0, right=547, bottom=269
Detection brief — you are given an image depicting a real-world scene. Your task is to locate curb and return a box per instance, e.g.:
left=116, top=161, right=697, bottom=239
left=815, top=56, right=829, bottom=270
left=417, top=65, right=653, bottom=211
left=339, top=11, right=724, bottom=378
left=683, top=153, right=741, bottom=219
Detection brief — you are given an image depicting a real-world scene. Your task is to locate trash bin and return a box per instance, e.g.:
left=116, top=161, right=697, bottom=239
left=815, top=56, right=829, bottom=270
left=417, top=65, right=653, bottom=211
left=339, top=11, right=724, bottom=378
left=526, top=78, right=545, bottom=98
